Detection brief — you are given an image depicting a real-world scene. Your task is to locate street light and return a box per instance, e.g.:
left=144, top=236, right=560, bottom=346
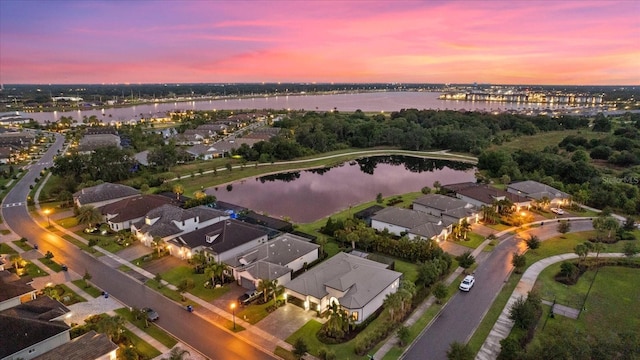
left=230, top=302, right=237, bottom=329
left=44, top=209, right=51, bottom=228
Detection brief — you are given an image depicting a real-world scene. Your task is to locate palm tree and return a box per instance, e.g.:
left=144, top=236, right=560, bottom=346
left=480, top=205, right=499, bottom=225
left=460, top=219, right=471, bottom=240
left=152, top=236, right=165, bottom=255
left=205, top=262, right=225, bottom=286
left=97, top=315, right=125, bottom=342
left=173, top=183, right=184, bottom=200
left=537, top=196, right=550, bottom=210
left=257, top=278, right=275, bottom=303
left=9, top=254, right=23, bottom=269
left=162, top=347, right=190, bottom=360
left=76, top=205, right=102, bottom=230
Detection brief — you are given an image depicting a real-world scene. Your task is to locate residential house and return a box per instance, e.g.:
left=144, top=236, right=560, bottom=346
left=228, top=233, right=320, bottom=289
left=77, top=134, right=121, bottom=154
left=133, top=150, right=149, bottom=166
left=285, top=252, right=402, bottom=324
left=173, top=130, right=204, bottom=145
left=243, top=126, right=281, bottom=141
left=371, top=206, right=451, bottom=242
left=442, top=182, right=531, bottom=211
left=131, top=204, right=229, bottom=248
left=99, top=194, right=177, bottom=231
left=186, top=144, right=225, bottom=160
left=0, top=131, right=35, bottom=148
left=0, top=146, right=13, bottom=164
left=33, top=330, right=118, bottom=360
left=195, top=123, right=229, bottom=136
left=0, top=111, right=32, bottom=125
left=168, top=219, right=269, bottom=262
left=507, top=180, right=571, bottom=207
left=0, top=270, right=37, bottom=311
left=0, top=296, right=71, bottom=360
left=73, top=183, right=141, bottom=208
left=412, top=194, right=480, bottom=225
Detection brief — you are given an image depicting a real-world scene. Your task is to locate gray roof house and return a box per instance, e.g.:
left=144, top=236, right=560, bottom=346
left=413, top=194, right=480, bottom=224
left=100, top=194, right=177, bottom=231
left=33, top=330, right=118, bottom=360
left=168, top=219, right=269, bottom=263
left=285, top=252, right=402, bottom=324
left=229, top=233, right=320, bottom=289
left=0, top=296, right=71, bottom=360
left=73, top=182, right=140, bottom=208
left=0, top=270, right=37, bottom=311
left=186, top=144, right=225, bottom=160
left=77, top=134, right=121, bottom=153
left=371, top=206, right=451, bottom=242
left=443, top=182, right=531, bottom=210
left=507, top=180, right=571, bottom=206
left=131, top=205, right=229, bottom=248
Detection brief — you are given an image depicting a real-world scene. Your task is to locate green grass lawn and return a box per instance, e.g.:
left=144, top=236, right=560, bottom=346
left=75, top=232, right=126, bottom=253
left=466, top=230, right=640, bottom=356
left=45, top=284, right=85, bottom=306
left=122, top=328, right=162, bottom=359
left=527, top=266, right=640, bottom=354
left=450, top=232, right=487, bottom=250
left=0, top=243, right=18, bottom=254
left=57, top=216, right=79, bottom=228
left=114, top=308, right=178, bottom=349
left=145, top=279, right=184, bottom=303
left=38, top=257, right=64, bottom=272
left=489, top=130, right=608, bottom=153
left=0, top=229, right=11, bottom=236
left=12, top=239, right=34, bottom=251
left=21, top=261, right=48, bottom=278
left=159, top=265, right=230, bottom=302
left=62, top=235, right=103, bottom=255
left=72, top=279, right=103, bottom=298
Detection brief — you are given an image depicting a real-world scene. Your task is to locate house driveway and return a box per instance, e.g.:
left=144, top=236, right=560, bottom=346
left=117, top=242, right=152, bottom=262
left=254, top=302, right=326, bottom=340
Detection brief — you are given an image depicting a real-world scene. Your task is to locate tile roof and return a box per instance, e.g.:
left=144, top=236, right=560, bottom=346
left=507, top=180, right=570, bottom=200
left=0, top=296, right=71, bottom=358
left=171, top=219, right=268, bottom=253
left=100, top=194, right=177, bottom=223
left=443, top=182, right=529, bottom=205
left=245, top=261, right=291, bottom=281
left=286, top=252, right=401, bottom=310
left=372, top=207, right=443, bottom=229
left=73, top=183, right=140, bottom=206
left=33, top=330, right=118, bottom=360
left=229, top=233, right=319, bottom=268
left=413, top=193, right=471, bottom=212
left=0, top=270, right=36, bottom=302
left=135, top=204, right=227, bottom=238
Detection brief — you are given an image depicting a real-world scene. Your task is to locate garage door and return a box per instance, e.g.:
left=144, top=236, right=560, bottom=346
left=240, top=276, right=255, bottom=290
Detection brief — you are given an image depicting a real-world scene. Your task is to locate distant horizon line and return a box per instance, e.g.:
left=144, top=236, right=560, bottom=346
left=1, top=82, right=638, bottom=87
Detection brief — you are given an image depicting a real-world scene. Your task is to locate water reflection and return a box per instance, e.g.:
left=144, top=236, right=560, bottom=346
left=208, top=156, right=475, bottom=223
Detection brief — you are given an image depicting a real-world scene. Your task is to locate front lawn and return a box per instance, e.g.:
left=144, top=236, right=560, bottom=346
left=43, top=284, right=85, bottom=306
left=0, top=243, right=18, bottom=254
left=21, top=261, right=48, bottom=278
left=57, top=216, right=79, bottom=229
left=12, top=239, right=34, bottom=251
left=72, top=279, right=103, bottom=298
left=114, top=308, right=178, bottom=349
left=38, top=257, right=64, bottom=272
left=121, top=328, right=162, bottom=359
left=450, top=232, right=487, bottom=250
left=145, top=279, right=184, bottom=303
left=160, top=265, right=228, bottom=302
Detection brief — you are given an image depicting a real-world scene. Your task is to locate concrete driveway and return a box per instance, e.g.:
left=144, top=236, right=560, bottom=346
left=254, top=302, right=326, bottom=340
left=140, top=255, right=189, bottom=275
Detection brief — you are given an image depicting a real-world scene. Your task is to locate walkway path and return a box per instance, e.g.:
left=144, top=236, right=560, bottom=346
left=475, top=252, right=629, bottom=360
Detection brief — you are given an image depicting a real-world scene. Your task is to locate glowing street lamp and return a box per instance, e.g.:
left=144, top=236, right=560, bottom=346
left=230, top=302, right=236, bottom=330
left=44, top=209, right=51, bottom=228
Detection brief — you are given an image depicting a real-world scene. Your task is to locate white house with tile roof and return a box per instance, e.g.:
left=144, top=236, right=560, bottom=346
left=371, top=206, right=451, bottom=242
left=284, top=252, right=402, bottom=324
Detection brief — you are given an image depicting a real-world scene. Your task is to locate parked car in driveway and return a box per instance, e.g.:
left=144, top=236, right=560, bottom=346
left=459, top=275, right=475, bottom=292
left=143, top=307, right=159, bottom=322
left=238, top=289, right=261, bottom=305
left=550, top=207, right=564, bottom=215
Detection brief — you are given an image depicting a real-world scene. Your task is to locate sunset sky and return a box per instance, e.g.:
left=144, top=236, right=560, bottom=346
left=1, top=0, right=638, bottom=85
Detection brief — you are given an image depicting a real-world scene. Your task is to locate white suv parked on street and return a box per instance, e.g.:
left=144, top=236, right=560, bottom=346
left=459, top=274, right=475, bottom=291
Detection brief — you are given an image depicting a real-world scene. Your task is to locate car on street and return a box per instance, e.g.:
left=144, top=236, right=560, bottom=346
left=61, top=264, right=68, bottom=271
left=143, top=307, right=159, bottom=322
left=459, top=274, right=475, bottom=292
left=550, top=207, right=564, bottom=215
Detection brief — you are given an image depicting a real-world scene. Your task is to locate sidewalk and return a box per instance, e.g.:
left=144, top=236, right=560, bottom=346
left=475, top=252, right=628, bottom=360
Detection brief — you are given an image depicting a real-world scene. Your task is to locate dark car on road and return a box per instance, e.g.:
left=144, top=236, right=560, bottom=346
left=143, top=308, right=159, bottom=322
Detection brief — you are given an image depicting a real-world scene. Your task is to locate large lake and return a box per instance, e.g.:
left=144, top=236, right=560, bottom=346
left=25, top=91, right=598, bottom=124
left=206, top=156, right=476, bottom=223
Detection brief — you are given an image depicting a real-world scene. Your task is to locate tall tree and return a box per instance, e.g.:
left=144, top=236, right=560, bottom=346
left=76, top=205, right=102, bottom=229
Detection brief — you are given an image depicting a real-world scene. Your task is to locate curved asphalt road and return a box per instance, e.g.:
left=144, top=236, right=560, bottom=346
left=1, top=132, right=276, bottom=360
left=402, top=220, right=594, bottom=360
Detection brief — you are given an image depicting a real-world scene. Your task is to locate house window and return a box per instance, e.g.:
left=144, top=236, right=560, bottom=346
left=351, top=311, right=358, bottom=321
